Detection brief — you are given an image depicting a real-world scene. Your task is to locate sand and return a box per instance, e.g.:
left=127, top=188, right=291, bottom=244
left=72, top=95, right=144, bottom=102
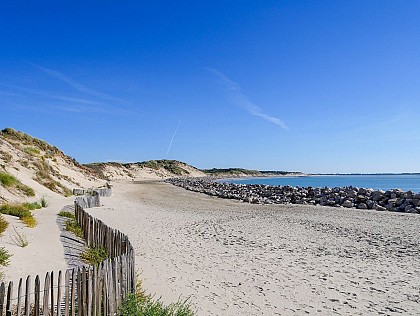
left=86, top=180, right=420, bottom=315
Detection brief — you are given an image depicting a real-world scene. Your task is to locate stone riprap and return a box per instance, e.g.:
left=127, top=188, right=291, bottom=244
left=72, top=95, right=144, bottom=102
left=165, top=178, right=420, bottom=214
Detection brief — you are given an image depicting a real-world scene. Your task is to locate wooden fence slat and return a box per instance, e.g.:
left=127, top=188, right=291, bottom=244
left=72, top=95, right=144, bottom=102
left=57, top=271, right=62, bottom=316
left=0, top=282, right=5, bottom=316
left=17, top=278, right=23, bottom=316
left=6, top=281, right=13, bottom=316
left=81, top=267, right=87, bottom=316
left=70, top=270, right=75, bottom=316
left=43, top=273, right=51, bottom=316
left=77, top=269, right=81, bottom=316
left=64, top=270, right=70, bottom=316
left=34, top=276, right=40, bottom=316
left=87, top=269, right=92, bottom=316
left=24, top=276, right=30, bottom=316
left=51, top=271, right=55, bottom=316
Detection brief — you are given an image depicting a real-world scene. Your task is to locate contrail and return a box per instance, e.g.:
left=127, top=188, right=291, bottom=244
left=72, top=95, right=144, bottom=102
left=166, top=120, right=181, bottom=156
left=207, top=67, right=289, bottom=130
left=28, top=62, right=126, bottom=103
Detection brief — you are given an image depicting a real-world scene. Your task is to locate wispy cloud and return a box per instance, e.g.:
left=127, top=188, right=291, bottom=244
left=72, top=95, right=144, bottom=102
left=207, top=68, right=289, bottom=130
left=166, top=120, right=181, bottom=156
left=28, top=62, right=126, bottom=103
left=1, top=84, right=101, bottom=105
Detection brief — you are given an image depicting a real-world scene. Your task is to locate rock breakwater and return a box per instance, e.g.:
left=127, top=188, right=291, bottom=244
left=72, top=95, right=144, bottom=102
left=165, top=178, right=420, bottom=214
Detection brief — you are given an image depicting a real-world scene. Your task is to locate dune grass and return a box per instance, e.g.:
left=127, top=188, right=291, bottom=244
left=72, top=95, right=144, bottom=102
left=0, top=172, right=17, bottom=187
left=118, top=293, right=195, bottom=316
left=0, top=172, right=35, bottom=196
left=58, top=210, right=75, bottom=219
left=0, top=203, right=37, bottom=227
left=10, top=226, right=28, bottom=247
left=80, top=246, right=109, bottom=266
left=0, top=247, right=12, bottom=266
left=0, top=215, right=9, bottom=236
left=64, top=218, right=84, bottom=238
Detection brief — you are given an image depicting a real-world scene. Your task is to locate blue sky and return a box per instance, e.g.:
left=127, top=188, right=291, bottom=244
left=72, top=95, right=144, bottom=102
left=1, top=1, right=419, bottom=173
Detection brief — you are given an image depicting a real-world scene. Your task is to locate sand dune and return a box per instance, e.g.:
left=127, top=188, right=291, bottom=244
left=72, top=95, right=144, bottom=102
left=88, top=180, right=420, bottom=315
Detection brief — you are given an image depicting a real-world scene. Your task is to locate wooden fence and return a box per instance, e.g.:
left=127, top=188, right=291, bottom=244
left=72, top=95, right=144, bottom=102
left=0, top=200, right=135, bottom=316
left=73, top=188, right=112, bottom=198
left=74, top=194, right=101, bottom=209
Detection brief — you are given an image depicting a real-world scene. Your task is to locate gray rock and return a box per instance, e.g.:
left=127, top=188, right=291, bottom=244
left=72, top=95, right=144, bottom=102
left=357, top=203, right=368, bottom=209
left=374, top=205, right=387, bottom=212
left=342, top=200, right=353, bottom=208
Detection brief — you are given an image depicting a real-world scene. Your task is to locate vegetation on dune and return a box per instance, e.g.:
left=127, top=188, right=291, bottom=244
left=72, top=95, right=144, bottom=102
left=0, top=151, right=12, bottom=163
left=0, top=203, right=37, bottom=227
left=0, top=215, right=9, bottom=236
left=40, top=196, right=48, bottom=207
left=23, top=201, right=42, bottom=210
left=80, top=246, right=109, bottom=266
left=23, top=146, right=40, bottom=156
left=58, top=210, right=75, bottom=219
left=118, top=273, right=195, bottom=316
left=0, top=172, right=35, bottom=196
left=139, top=160, right=190, bottom=175
left=118, top=293, right=195, bottom=316
left=0, top=247, right=12, bottom=267
left=202, top=168, right=260, bottom=176
left=33, top=159, right=72, bottom=196
left=64, top=218, right=84, bottom=238
left=10, top=226, right=29, bottom=247
left=0, top=128, right=60, bottom=155
left=0, top=172, right=18, bottom=187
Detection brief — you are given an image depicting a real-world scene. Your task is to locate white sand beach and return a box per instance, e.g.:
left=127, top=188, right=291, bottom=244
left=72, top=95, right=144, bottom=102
left=87, top=180, right=420, bottom=315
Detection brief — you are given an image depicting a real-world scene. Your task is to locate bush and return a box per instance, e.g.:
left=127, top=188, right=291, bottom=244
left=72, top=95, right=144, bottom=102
left=17, top=184, right=35, bottom=196
left=0, top=247, right=12, bottom=266
left=80, top=246, right=109, bottom=266
left=23, top=147, right=40, bottom=156
left=58, top=211, right=75, bottom=219
left=118, top=293, right=195, bottom=316
left=65, top=219, right=84, bottom=238
left=0, top=172, right=35, bottom=196
left=0, top=215, right=9, bottom=235
left=21, top=216, right=37, bottom=228
left=0, top=203, right=36, bottom=228
left=0, top=172, right=17, bottom=187
left=0, top=203, right=31, bottom=218
left=40, top=196, right=48, bottom=207
left=23, top=202, right=42, bottom=210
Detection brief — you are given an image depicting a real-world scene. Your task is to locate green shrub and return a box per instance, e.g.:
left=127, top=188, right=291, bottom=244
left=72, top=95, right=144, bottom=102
left=0, top=247, right=12, bottom=266
left=0, top=172, right=35, bottom=196
left=16, top=183, right=35, bottom=196
left=65, top=219, right=84, bottom=238
left=0, top=203, right=36, bottom=228
left=0, top=203, right=31, bottom=218
left=80, top=246, right=109, bottom=266
left=118, top=293, right=195, bottom=316
left=23, top=146, right=40, bottom=156
left=58, top=211, right=75, bottom=219
left=40, top=196, right=48, bottom=207
left=21, top=216, right=37, bottom=228
left=23, top=202, right=42, bottom=210
left=0, top=215, right=9, bottom=236
left=0, top=172, right=17, bottom=187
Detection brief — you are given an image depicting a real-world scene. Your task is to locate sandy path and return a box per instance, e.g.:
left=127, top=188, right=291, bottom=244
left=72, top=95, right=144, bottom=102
left=89, top=180, right=420, bottom=315
left=2, top=196, right=71, bottom=284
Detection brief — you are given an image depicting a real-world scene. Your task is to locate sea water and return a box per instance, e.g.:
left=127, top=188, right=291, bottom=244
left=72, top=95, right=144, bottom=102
left=224, top=175, right=420, bottom=193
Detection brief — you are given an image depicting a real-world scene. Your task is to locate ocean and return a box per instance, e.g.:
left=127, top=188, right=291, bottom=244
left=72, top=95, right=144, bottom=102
left=223, top=174, right=420, bottom=193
